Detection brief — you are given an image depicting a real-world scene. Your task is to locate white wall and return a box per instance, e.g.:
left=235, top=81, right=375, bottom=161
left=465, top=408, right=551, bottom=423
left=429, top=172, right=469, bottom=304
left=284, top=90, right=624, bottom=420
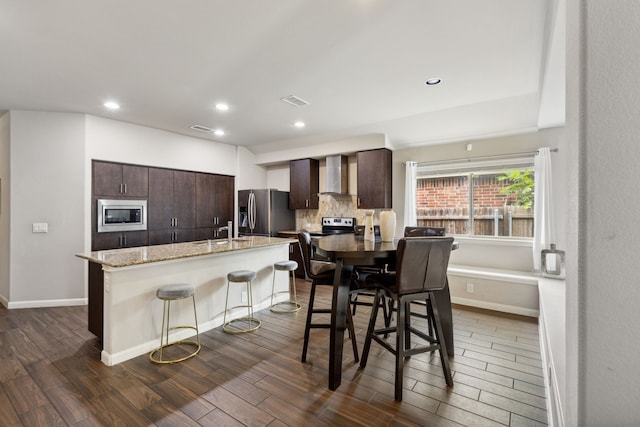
left=266, top=163, right=290, bottom=191
left=567, top=1, right=640, bottom=424
left=0, top=112, right=11, bottom=305
left=86, top=116, right=237, bottom=175
left=9, top=111, right=86, bottom=306
left=237, top=146, right=268, bottom=190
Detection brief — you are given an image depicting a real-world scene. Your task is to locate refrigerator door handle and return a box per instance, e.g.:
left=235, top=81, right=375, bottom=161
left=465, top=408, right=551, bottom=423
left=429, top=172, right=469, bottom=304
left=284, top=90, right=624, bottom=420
left=249, top=192, right=256, bottom=231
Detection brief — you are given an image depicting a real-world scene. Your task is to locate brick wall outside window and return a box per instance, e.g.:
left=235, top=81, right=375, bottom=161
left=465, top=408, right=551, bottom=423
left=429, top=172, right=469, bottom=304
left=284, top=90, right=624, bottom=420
left=416, top=173, right=533, bottom=237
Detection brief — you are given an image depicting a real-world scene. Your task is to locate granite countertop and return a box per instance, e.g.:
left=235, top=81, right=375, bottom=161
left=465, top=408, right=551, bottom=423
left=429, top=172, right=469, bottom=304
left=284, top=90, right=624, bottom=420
left=76, top=236, right=295, bottom=268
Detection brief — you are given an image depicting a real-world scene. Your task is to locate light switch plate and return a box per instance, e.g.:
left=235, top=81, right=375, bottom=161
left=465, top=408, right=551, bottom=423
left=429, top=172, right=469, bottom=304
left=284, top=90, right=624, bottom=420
left=32, top=223, right=48, bottom=233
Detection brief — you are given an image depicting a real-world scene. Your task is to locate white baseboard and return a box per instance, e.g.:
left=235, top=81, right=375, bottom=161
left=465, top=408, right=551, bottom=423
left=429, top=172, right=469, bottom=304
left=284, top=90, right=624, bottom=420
left=7, top=298, right=88, bottom=309
left=451, top=296, right=539, bottom=317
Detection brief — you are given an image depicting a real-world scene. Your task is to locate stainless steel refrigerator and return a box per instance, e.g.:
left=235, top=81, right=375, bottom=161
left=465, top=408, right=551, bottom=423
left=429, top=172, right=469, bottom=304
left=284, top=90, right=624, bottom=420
left=238, top=189, right=295, bottom=236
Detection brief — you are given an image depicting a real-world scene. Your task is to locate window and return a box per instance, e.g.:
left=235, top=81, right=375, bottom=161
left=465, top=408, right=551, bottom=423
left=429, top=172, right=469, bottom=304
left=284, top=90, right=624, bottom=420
left=416, top=157, right=534, bottom=238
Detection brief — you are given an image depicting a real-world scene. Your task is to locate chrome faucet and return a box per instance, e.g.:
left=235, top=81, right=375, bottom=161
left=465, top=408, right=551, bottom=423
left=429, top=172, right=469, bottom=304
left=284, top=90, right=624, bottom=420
left=217, top=221, right=233, bottom=244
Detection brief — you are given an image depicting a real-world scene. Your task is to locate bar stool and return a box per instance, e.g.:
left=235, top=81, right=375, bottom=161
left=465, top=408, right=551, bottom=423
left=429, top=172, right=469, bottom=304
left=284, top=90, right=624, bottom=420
left=270, top=260, right=302, bottom=313
left=223, top=270, right=261, bottom=333
left=149, top=284, right=201, bottom=364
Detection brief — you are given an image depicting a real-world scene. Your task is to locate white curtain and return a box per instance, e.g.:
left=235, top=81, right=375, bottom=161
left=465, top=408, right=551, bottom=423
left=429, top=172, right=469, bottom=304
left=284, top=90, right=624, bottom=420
left=404, top=161, right=418, bottom=227
left=533, top=147, right=555, bottom=271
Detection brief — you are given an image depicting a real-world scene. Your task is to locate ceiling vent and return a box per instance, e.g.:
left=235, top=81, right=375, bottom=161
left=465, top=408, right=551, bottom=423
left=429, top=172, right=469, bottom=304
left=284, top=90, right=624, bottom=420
left=190, top=124, right=213, bottom=133
left=280, top=95, right=310, bottom=107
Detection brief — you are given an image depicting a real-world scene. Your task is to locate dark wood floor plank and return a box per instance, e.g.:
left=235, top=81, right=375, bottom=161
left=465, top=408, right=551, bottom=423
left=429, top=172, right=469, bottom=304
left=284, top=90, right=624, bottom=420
left=3, top=375, right=49, bottom=415
left=151, top=378, right=215, bottom=421
left=210, top=368, right=271, bottom=406
left=86, top=389, right=153, bottom=426
left=24, top=358, right=69, bottom=391
left=141, top=398, right=202, bottom=427
left=258, top=394, right=330, bottom=427
left=0, top=353, right=28, bottom=384
left=41, top=383, right=93, bottom=425
left=201, top=386, right=275, bottom=426
left=0, top=385, right=23, bottom=427
left=18, top=403, right=66, bottom=427
left=197, top=407, right=246, bottom=426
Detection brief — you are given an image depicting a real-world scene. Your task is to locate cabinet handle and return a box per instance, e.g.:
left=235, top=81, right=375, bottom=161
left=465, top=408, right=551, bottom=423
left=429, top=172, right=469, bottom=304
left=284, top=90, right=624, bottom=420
left=175, top=217, right=178, bottom=227
left=123, top=183, right=127, bottom=194
left=305, top=199, right=309, bottom=208
left=119, top=183, right=123, bottom=194
left=123, top=235, right=127, bottom=246
left=357, top=197, right=360, bottom=207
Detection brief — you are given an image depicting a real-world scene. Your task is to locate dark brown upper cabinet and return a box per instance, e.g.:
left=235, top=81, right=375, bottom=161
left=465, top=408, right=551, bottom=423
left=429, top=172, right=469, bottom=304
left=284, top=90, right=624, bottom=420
left=356, top=148, right=392, bottom=209
left=148, top=168, right=196, bottom=244
left=195, top=173, right=235, bottom=237
left=93, top=161, right=148, bottom=198
left=289, top=158, right=319, bottom=209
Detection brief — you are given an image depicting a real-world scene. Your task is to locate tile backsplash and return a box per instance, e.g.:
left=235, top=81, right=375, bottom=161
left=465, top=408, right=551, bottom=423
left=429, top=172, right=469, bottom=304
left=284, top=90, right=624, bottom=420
left=295, top=194, right=385, bottom=230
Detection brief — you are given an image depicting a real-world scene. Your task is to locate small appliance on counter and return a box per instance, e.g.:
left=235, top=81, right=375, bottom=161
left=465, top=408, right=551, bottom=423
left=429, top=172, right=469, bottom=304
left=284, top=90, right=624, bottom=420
left=238, top=189, right=295, bottom=237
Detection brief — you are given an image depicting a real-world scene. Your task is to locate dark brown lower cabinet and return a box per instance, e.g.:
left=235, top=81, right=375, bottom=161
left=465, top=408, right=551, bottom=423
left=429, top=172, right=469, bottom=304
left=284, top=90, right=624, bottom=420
left=88, top=262, right=103, bottom=341
left=194, top=227, right=229, bottom=241
left=91, top=231, right=148, bottom=251
left=149, top=228, right=195, bottom=245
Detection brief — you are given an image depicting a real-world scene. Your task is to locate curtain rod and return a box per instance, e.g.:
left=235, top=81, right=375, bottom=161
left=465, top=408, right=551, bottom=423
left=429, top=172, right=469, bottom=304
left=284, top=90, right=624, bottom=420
left=402, top=148, right=559, bottom=167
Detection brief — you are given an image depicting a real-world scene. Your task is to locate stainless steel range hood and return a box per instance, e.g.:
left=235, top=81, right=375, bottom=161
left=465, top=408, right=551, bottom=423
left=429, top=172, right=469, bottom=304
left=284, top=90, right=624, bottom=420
left=323, top=155, right=349, bottom=195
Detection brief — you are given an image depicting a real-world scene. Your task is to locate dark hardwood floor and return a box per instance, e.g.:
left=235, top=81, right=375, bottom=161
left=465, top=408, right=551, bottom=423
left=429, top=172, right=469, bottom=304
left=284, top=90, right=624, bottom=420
left=0, top=280, right=547, bottom=426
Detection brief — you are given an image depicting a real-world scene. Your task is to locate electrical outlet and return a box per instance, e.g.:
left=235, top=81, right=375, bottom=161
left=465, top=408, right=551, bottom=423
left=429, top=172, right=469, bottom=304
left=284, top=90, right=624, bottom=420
left=241, top=291, right=247, bottom=303
left=466, top=283, right=474, bottom=293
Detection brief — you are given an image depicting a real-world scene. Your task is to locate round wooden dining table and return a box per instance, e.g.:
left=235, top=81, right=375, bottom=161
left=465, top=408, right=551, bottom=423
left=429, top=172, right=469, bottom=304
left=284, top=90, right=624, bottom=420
left=314, top=234, right=456, bottom=391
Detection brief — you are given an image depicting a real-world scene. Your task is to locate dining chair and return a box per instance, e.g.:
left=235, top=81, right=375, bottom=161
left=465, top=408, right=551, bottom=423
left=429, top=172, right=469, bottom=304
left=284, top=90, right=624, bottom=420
left=351, top=225, right=389, bottom=321
left=297, top=231, right=359, bottom=363
left=387, top=226, right=448, bottom=335
left=359, top=237, right=455, bottom=401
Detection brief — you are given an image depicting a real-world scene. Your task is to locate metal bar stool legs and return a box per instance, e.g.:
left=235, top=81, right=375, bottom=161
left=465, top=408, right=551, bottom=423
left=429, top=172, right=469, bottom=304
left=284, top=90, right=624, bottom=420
left=150, top=284, right=201, bottom=364
left=223, top=270, right=261, bottom=333
left=270, top=260, right=302, bottom=313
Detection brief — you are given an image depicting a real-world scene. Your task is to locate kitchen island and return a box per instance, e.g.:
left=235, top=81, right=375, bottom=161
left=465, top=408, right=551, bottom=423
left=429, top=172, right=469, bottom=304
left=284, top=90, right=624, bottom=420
left=76, top=236, right=294, bottom=366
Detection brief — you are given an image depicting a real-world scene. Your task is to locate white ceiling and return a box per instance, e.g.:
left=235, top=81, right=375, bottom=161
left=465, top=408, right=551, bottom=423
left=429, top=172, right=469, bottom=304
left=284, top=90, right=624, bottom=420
left=0, top=0, right=564, bottom=154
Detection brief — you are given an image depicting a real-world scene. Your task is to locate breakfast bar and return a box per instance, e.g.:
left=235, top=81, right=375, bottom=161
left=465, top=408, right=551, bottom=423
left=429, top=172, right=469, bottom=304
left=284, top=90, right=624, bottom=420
left=76, top=236, right=294, bottom=366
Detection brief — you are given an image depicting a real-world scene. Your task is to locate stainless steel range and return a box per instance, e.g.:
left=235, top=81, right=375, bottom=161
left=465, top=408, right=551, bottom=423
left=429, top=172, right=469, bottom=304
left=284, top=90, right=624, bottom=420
left=320, top=217, right=356, bottom=235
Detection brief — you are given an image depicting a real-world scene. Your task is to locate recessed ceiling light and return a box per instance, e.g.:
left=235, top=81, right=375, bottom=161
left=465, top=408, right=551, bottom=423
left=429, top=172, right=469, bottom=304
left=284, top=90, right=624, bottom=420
left=425, top=78, right=442, bottom=85
left=214, top=129, right=225, bottom=136
left=104, top=101, right=120, bottom=110
left=294, top=121, right=305, bottom=128
left=215, top=103, right=229, bottom=111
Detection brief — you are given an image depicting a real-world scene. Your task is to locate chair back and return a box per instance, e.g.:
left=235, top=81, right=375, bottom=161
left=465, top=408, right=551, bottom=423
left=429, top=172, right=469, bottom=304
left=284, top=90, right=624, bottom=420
left=297, top=231, right=314, bottom=279
left=403, top=226, right=446, bottom=237
left=297, top=231, right=335, bottom=280
left=395, top=237, right=454, bottom=295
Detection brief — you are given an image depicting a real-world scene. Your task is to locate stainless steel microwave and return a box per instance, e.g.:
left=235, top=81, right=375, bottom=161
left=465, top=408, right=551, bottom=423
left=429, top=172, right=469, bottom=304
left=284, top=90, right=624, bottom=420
left=97, top=199, right=147, bottom=233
